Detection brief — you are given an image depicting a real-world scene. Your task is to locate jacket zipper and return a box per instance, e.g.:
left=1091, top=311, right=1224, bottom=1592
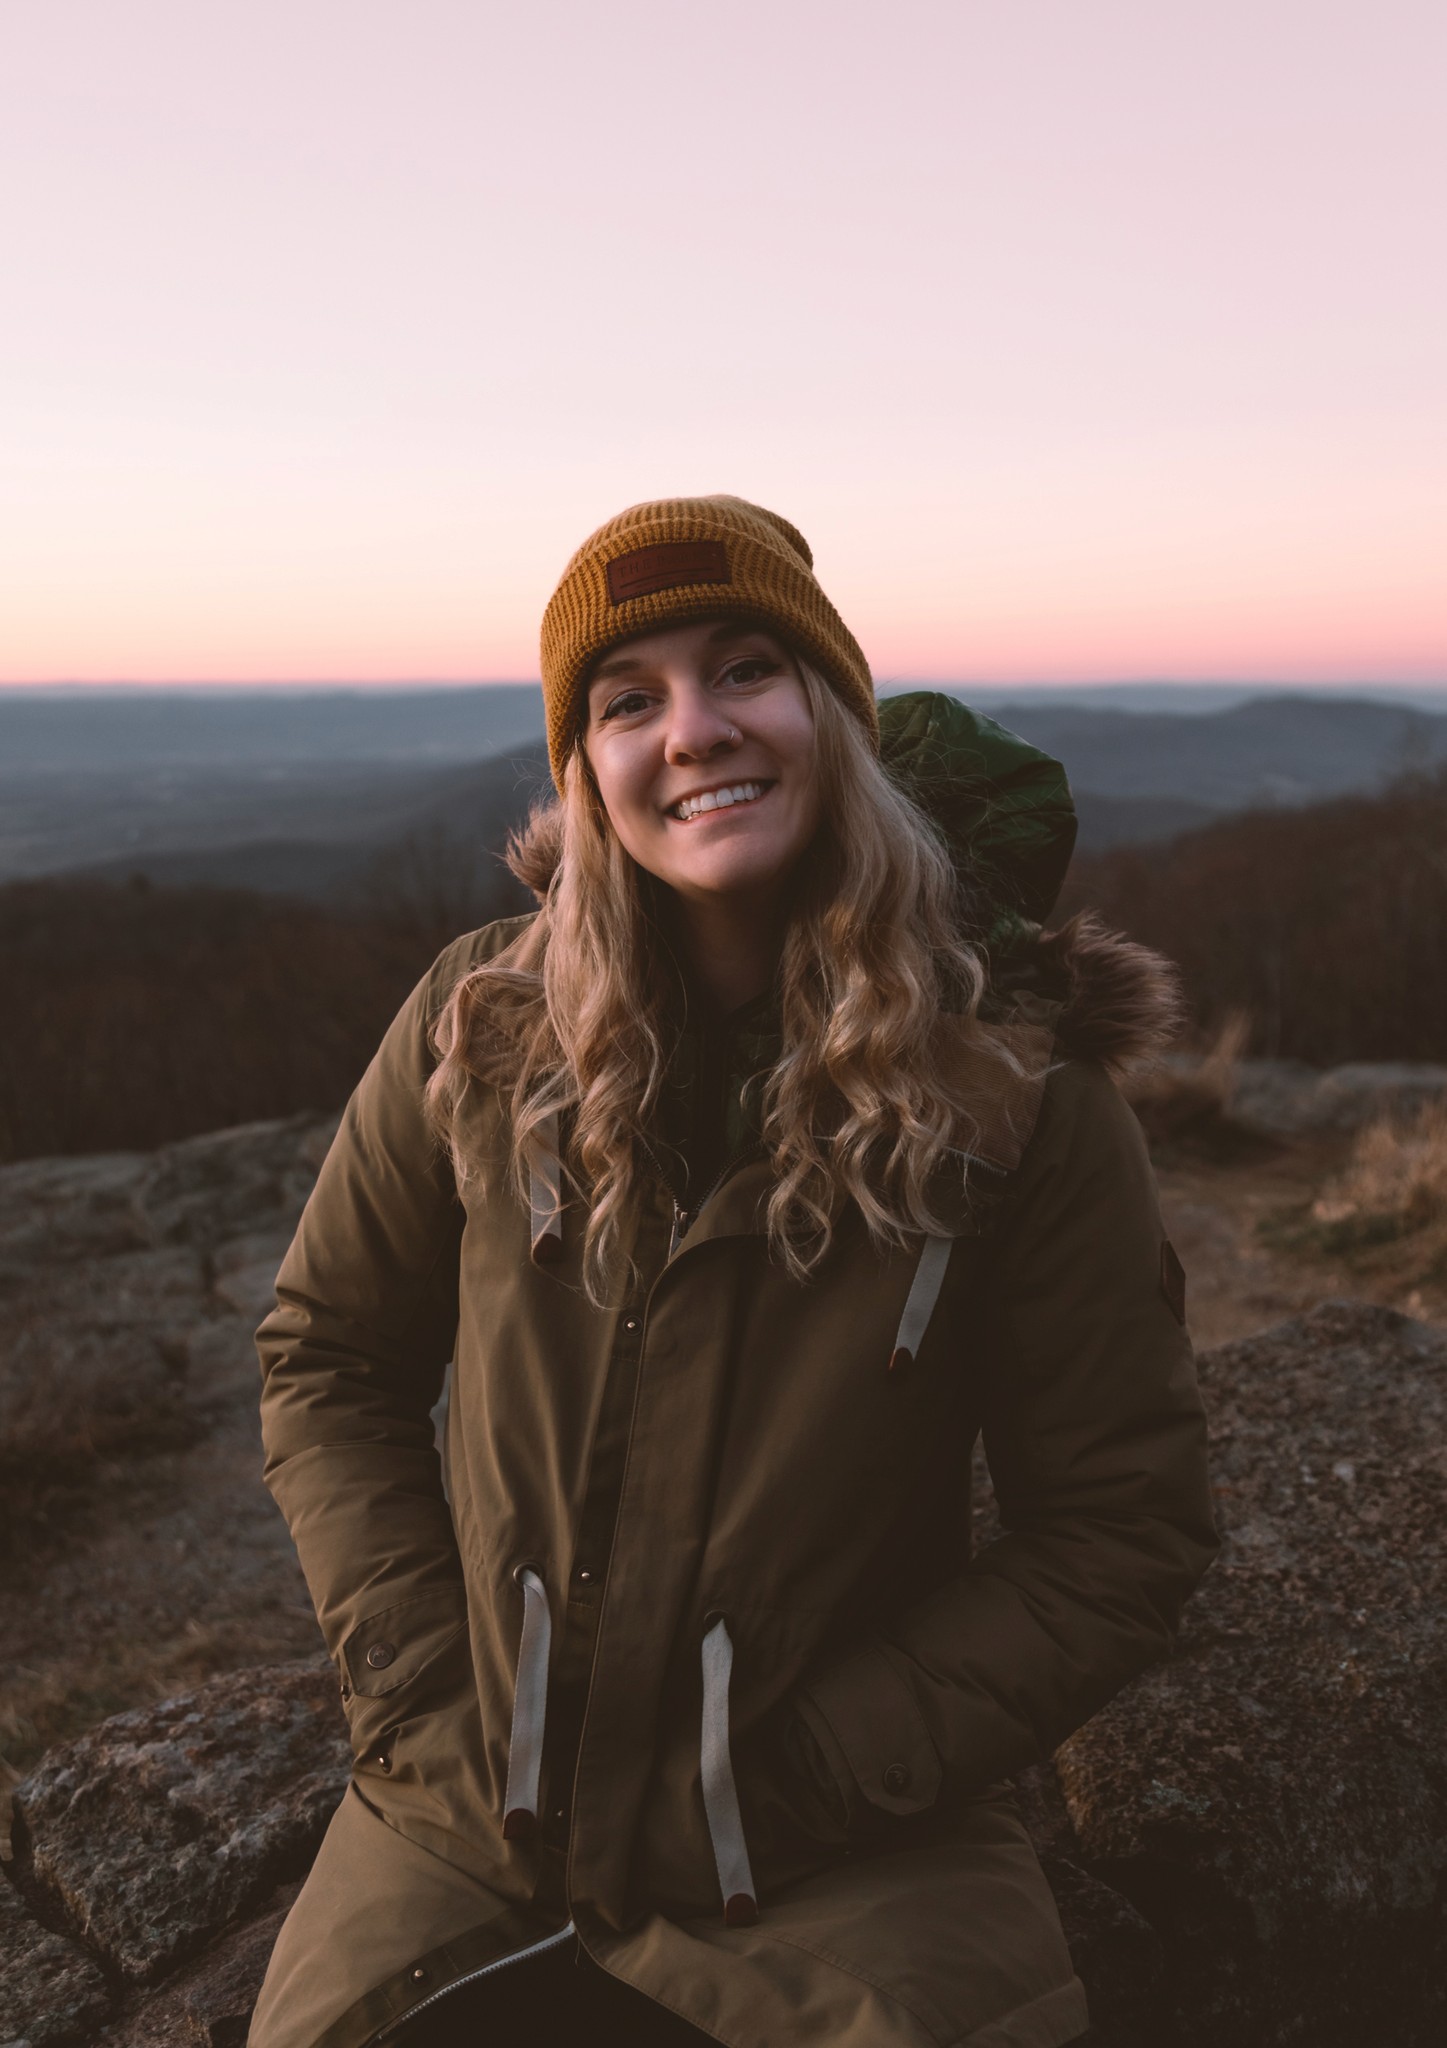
left=639, top=1132, right=762, bottom=1260
left=648, top=1143, right=1007, bottom=1259
left=364, top=1921, right=576, bottom=2045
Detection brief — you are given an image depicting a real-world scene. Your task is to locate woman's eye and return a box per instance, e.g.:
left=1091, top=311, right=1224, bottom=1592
left=600, top=689, right=651, bottom=721
left=721, top=658, right=774, bottom=686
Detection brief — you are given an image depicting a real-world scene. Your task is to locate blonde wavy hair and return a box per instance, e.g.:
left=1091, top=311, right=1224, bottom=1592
left=424, top=654, right=1016, bottom=1305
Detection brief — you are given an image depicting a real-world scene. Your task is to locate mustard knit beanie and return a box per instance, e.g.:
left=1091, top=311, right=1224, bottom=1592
left=539, top=494, right=877, bottom=787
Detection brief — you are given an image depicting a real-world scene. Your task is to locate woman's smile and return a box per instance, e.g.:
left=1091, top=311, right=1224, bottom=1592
left=665, top=778, right=776, bottom=823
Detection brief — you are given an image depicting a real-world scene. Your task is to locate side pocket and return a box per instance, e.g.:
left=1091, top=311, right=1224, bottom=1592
left=339, top=1583, right=472, bottom=1764
left=794, top=1635, right=943, bottom=1824
left=731, top=1702, right=855, bottom=1902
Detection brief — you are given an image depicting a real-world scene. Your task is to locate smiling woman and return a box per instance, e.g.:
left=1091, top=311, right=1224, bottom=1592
left=249, top=494, right=1216, bottom=2048
left=436, top=500, right=1032, bottom=1302
left=582, top=620, right=823, bottom=1010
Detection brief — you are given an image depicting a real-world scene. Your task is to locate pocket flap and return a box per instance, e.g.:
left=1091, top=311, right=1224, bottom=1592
left=342, top=1584, right=470, bottom=1699
left=795, top=1636, right=944, bottom=1819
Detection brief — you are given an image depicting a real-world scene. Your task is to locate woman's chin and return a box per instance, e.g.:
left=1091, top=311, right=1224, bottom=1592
left=662, top=852, right=800, bottom=908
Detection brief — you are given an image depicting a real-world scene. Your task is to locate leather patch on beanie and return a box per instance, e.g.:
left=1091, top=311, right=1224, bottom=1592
left=605, top=540, right=732, bottom=604
left=1160, top=1240, right=1187, bottom=1325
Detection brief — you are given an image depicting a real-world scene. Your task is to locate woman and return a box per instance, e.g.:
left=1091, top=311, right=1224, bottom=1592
left=249, top=495, right=1217, bottom=2048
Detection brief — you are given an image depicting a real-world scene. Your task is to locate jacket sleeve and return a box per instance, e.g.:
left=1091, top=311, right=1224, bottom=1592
left=793, top=1057, right=1219, bottom=1823
left=256, top=935, right=478, bottom=1672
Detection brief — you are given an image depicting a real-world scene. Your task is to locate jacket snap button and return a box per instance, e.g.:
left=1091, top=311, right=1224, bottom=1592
left=577, top=1568, right=594, bottom=1583
left=883, top=1763, right=911, bottom=1794
left=624, top=1316, right=640, bottom=1333
left=412, top=1966, right=427, bottom=1982
left=366, top=1641, right=396, bottom=1670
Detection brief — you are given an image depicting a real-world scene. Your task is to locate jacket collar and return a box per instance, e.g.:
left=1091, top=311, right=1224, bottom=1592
left=657, top=994, right=1062, bottom=1252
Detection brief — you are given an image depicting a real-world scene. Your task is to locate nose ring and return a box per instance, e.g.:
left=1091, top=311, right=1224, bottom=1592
left=726, top=726, right=739, bottom=743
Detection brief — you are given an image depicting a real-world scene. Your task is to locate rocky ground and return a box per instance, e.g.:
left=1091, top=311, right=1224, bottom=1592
left=3, top=1064, right=1446, bottom=2045
left=0, top=1116, right=336, bottom=1789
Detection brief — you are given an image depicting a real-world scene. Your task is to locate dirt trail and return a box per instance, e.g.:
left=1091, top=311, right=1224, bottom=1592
left=1156, top=1134, right=1447, bottom=1350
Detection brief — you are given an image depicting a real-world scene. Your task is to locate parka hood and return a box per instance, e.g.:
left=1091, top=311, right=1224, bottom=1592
left=877, top=689, right=1076, bottom=955
left=880, top=691, right=1183, bottom=1076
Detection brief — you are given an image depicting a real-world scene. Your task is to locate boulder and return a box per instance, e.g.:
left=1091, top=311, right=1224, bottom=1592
left=1228, top=1058, right=1447, bottom=1138
left=0, top=1872, right=113, bottom=2048
left=1055, top=1300, right=1447, bottom=2045
left=1013, top=1760, right=1168, bottom=2042
left=0, top=1112, right=337, bottom=1546
left=99, top=1888, right=300, bottom=2048
left=10, top=1661, right=348, bottom=1987
left=0, top=1114, right=335, bottom=1280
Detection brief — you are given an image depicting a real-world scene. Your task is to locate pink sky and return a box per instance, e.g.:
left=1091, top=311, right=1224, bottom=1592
left=4, top=1, right=1444, bottom=687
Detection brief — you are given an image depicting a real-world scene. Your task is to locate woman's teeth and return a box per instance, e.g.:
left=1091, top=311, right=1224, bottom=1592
left=670, top=781, right=768, bottom=821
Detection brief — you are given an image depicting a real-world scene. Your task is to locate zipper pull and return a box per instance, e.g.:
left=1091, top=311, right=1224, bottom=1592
left=669, top=1202, right=691, bottom=1258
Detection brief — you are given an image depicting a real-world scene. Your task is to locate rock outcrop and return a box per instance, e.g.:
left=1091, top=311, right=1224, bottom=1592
left=10, top=1663, right=348, bottom=1987
left=0, top=1875, right=111, bottom=2048
left=1175, top=1054, right=1447, bottom=1140
left=1054, top=1300, right=1447, bottom=2045
left=0, top=1112, right=339, bottom=1546
left=4, top=1304, right=1445, bottom=2046
left=1, top=1112, right=336, bottom=1428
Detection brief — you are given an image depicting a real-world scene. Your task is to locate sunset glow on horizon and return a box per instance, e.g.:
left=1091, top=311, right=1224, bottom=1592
left=5, top=2, right=1444, bottom=690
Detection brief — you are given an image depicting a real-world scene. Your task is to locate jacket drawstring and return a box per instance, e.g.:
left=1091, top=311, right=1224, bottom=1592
left=499, top=1582, right=762, bottom=1926
left=502, top=1565, right=552, bottom=1839
left=888, top=1234, right=954, bottom=1376
left=700, top=1614, right=759, bottom=1926
left=527, top=1113, right=563, bottom=1265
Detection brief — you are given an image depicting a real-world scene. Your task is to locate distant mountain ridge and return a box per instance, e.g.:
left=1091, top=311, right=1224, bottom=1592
left=5, top=681, right=1447, bottom=773
left=3, top=690, right=1446, bottom=888
left=0, top=684, right=546, bottom=771
left=979, top=694, right=1447, bottom=810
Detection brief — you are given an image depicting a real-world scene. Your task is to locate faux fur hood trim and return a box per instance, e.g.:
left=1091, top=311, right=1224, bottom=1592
left=1023, top=911, right=1186, bottom=1076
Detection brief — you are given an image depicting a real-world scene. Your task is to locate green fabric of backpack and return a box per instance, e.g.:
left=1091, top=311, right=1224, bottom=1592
left=878, top=691, right=1077, bottom=958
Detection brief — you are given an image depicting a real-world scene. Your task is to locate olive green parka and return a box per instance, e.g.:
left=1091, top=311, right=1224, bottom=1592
left=249, top=695, right=1217, bottom=2048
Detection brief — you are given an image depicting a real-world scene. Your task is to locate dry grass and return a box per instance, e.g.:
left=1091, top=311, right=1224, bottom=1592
left=0, top=1611, right=314, bottom=1784
left=1308, top=1099, right=1447, bottom=1264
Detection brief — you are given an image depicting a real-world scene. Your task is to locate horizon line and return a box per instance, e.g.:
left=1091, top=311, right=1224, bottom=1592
left=4, top=675, right=1447, bottom=696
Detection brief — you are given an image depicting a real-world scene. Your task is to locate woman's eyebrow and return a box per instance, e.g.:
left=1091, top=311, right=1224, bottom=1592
left=589, top=626, right=777, bottom=692
left=702, top=622, right=776, bottom=653
left=589, top=653, right=648, bottom=685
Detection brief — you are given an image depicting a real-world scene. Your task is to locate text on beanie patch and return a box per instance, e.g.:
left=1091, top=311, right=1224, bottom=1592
left=606, top=541, right=733, bottom=605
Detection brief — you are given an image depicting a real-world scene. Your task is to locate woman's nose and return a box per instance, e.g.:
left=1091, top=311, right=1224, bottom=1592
left=662, top=685, right=740, bottom=763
